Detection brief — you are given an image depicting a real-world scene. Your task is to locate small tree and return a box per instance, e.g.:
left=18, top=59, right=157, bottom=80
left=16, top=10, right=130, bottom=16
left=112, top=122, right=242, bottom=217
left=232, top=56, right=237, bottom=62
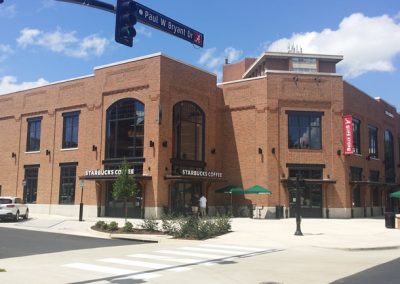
left=112, top=161, right=137, bottom=223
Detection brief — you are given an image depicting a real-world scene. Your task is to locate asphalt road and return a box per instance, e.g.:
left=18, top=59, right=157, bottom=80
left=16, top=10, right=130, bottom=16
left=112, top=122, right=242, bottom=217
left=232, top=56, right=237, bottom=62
left=332, top=257, right=400, bottom=284
left=0, top=227, right=140, bottom=259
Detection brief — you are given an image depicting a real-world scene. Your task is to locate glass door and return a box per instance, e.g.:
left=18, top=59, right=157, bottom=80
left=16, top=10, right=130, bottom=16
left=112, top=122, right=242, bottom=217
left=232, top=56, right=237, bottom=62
left=171, top=182, right=202, bottom=215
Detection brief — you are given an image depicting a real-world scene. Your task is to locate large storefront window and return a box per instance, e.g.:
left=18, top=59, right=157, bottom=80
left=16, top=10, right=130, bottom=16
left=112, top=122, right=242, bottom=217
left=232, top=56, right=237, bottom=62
left=171, top=182, right=202, bottom=215
left=370, top=170, right=380, bottom=207
left=106, top=99, right=144, bottom=159
left=173, top=101, right=205, bottom=162
left=288, top=165, right=323, bottom=218
left=350, top=167, right=362, bottom=207
left=24, top=165, right=39, bottom=204
left=384, top=130, right=395, bottom=183
left=105, top=181, right=143, bottom=218
left=59, top=163, right=77, bottom=204
left=288, top=111, right=322, bottom=149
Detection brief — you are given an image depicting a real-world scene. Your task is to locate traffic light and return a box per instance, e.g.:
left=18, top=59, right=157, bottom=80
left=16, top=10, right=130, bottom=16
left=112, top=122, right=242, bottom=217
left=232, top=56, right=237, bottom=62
left=115, top=0, right=137, bottom=47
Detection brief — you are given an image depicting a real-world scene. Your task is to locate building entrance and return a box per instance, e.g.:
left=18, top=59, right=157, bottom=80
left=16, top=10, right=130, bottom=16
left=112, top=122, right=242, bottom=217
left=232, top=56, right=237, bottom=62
left=289, top=184, right=322, bottom=218
left=288, top=166, right=323, bottom=218
left=171, top=182, right=202, bottom=215
left=105, top=181, right=143, bottom=218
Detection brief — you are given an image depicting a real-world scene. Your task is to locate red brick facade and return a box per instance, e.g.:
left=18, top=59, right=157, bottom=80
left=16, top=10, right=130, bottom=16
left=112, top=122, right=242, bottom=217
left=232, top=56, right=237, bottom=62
left=0, top=52, right=398, bottom=219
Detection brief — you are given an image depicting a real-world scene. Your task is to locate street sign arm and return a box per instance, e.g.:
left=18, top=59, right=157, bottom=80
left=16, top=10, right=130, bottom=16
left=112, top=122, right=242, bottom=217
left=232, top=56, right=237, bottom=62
left=55, top=0, right=115, bottom=14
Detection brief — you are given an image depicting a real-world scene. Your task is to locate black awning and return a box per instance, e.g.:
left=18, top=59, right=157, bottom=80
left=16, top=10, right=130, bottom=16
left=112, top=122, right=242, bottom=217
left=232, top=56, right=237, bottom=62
left=349, top=181, right=399, bottom=188
left=281, top=178, right=336, bottom=185
left=79, top=174, right=152, bottom=181
left=164, top=175, right=226, bottom=182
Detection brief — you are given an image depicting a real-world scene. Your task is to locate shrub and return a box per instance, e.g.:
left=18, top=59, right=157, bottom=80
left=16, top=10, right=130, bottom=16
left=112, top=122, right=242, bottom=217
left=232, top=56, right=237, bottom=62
left=141, top=218, right=159, bottom=232
left=108, top=221, right=119, bottom=231
left=95, top=220, right=106, bottom=229
left=161, top=215, right=176, bottom=234
left=169, top=215, right=231, bottom=240
left=101, top=222, right=109, bottom=231
left=123, top=221, right=134, bottom=232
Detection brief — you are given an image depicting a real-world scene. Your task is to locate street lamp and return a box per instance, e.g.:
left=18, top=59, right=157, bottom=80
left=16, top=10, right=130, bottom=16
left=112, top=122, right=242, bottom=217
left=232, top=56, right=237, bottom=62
left=79, top=179, right=85, bottom=221
left=294, top=174, right=304, bottom=236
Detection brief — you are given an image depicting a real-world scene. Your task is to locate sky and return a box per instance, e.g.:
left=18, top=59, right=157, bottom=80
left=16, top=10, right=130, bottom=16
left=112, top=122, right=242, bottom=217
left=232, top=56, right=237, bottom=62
left=0, top=0, right=400, bottom=109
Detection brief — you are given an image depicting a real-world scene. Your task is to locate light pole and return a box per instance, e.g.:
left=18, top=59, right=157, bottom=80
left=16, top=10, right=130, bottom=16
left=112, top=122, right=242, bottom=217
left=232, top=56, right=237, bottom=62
left=79, top=179, right=85, bottom=221
left=294, top=174, right=303, bottom=236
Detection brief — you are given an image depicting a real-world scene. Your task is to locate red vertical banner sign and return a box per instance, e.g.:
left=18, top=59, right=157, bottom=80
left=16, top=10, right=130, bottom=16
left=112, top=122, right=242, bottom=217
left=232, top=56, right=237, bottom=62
left=343, top=115, right=353, bottom=155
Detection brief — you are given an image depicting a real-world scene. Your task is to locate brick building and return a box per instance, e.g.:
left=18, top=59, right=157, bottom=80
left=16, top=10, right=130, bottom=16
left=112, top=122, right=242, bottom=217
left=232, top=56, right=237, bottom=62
left=0, top=52, right=398, bottom=219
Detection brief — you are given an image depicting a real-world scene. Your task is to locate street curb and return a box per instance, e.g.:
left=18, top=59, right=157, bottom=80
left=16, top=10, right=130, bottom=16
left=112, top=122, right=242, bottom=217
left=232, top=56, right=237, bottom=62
left=315, top=245, right=400, bottom=251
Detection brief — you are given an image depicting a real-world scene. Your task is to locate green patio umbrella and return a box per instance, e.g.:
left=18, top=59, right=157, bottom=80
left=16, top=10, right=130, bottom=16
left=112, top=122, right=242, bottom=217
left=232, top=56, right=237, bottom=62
left=390, top=191, right=400, bottom=198
left=215, top=185, right=244, bottom=214
left=245, top=185, right=272, bottom=195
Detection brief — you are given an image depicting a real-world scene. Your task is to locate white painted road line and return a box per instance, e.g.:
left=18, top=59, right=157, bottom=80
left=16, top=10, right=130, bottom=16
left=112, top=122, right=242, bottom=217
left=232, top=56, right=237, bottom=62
left=157, top=249, right=226, bottom=259
left=99, top=258, right=192, bottom=272
left=129, top=253, right=201, bottom=264
left=99, top=258, right=171, bottom=269
left=200, top=244, right=268, bottom=251
left=179, top=246, right=247, bottom=255
left=63, top=262, right=137, bottom=275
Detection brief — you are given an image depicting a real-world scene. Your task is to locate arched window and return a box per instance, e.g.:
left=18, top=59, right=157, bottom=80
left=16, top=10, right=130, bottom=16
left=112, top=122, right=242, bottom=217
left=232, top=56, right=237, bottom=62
left=106, top=99, right=144, bottom=159
left=384, top=130, right=395, bottom=183
left=173, top=101, right=205, bottom=161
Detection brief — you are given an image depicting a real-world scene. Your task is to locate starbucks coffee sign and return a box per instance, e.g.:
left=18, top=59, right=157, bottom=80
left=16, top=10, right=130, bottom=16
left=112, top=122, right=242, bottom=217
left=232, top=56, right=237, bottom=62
left=181, top=169, right=223, bottom=178
left=85, top=169, right=135, bottom=176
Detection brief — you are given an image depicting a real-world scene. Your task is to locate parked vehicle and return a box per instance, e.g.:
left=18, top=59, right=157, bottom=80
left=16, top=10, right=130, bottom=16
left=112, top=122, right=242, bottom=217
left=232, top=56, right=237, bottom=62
left=0, top=197, right=29, bottom=221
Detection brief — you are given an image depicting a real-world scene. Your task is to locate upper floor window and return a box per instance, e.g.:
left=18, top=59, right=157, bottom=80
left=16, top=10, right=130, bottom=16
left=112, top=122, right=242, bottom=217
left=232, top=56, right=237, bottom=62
left=62, top=111, right=80, bottom=149
left=106, top=99, right=144, bottom=159
left=26, top=117, right=42, bottom=152
left=368, top=125, right=378, bottom=158
left=352, top=118, right=361, bottom=154
left=384, top=130, right=395, bottom=183
left=291, top=57, right=317, bottom=73
left=173, top=101, right=205, bottom=161
left=288, top=111, right=322, bottom=150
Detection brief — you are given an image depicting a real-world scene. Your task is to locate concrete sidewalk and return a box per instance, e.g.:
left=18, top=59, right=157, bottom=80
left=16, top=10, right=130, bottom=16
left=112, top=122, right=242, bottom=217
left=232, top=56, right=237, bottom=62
left=1, top=214, right=399, bottom=250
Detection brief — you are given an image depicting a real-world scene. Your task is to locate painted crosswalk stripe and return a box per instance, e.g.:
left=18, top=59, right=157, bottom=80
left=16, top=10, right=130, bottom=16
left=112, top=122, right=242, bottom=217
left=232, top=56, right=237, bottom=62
left=99, top=258, right=171, bottom=269
left=179, top=246, right=247, bottom=255
left=129, top=253, right=201, bottom=264
left=99, top=258, right=191, bottom=272
left=63, top=263, right=137, bottom=275
left=200, top=244, right=267, bottom=251
left=157, top=249, right=226, bottom=259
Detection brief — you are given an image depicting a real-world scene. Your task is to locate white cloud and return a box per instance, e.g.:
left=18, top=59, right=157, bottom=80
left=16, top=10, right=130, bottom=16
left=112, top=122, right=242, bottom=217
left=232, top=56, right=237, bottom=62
left=17, top=27, right=109, bottom=59
left=136, top=26, right=152, bottom=38
left=198, top=47, right=243, bottom=70
left=0, top=44, right=13, bottom=62
left=0, top=4, right=16, bottom=19
left=266, top=12, right=400, bottom=78
left=0, top=76, right=48, bottom=95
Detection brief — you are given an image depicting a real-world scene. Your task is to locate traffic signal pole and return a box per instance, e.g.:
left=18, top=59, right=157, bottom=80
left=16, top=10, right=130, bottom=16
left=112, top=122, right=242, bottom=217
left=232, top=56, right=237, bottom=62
left=55, top=0, right=115, bottom=14
left=56, top=0, right=204, bottom=47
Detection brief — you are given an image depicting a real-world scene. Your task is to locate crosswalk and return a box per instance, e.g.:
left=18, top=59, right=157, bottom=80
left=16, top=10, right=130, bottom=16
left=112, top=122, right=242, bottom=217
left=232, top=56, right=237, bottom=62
left=62, top=243, right=280, bottom=282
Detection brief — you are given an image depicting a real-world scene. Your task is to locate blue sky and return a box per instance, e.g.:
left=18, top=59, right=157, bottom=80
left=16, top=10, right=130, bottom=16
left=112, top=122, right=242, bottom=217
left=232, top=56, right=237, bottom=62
left=1, top=0, right=400, bottom=109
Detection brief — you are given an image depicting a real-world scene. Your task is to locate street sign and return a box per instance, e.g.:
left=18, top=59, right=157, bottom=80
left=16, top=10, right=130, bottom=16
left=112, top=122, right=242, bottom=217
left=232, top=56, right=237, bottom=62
left=56, top=0, right=204, bottom=47
left=135, top=2, right=204, bottom=47
left=80, top=179, right=85, bottom=188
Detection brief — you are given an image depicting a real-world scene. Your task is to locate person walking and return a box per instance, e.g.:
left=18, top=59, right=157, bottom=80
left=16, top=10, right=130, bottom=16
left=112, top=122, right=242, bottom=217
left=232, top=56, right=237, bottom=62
left=199, top=194, right=207, bottom=217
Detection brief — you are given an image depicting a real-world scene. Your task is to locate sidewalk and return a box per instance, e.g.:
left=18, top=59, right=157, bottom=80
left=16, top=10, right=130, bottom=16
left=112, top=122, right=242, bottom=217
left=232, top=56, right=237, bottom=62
left=1, top=214, right=399, bottom=250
